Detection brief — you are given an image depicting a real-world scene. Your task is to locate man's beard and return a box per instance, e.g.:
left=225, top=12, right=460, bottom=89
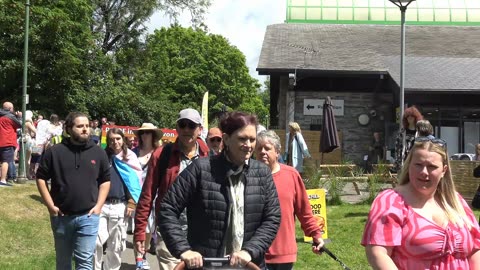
left=71, top=133, right=89, bottom=144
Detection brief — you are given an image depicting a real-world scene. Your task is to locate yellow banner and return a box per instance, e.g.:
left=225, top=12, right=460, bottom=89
left=201, top=91, right=209, bottom=138
left=304, top=189, right=328, bottom=241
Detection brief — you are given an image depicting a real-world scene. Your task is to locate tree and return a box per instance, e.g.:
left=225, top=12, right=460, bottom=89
left=92, top=0, right=212, bottom=54
left=257, top=76, right=271, bottom=127
left=132, top=26, right=265, bottom=127
left=0, top=0, right=97, bottom=115
left=1, top=2, right=267, bottom=128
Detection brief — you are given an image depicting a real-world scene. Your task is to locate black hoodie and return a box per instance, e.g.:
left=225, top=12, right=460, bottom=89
left=36, top=138, right=110, bottom=215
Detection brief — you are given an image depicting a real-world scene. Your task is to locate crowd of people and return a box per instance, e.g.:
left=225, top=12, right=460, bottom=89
left=2, top=100, right=480, bottom=270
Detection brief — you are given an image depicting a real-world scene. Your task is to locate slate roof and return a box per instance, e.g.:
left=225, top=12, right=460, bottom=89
left=257, top=24, right=480, bottom=91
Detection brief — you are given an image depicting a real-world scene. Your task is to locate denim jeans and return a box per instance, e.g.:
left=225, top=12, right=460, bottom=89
left=7, top=160, right=16, bottom=179
left=50, top=214, right=100, bottom=270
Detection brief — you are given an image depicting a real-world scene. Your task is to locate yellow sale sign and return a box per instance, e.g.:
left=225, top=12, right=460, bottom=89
left=304, top=189, right=328, bottom=241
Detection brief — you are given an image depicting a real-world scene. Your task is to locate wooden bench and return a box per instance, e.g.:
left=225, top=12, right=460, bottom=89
left=318, top=174, right=397, bottom=195
left=318, top=164, right=358, bottom=177
left=315, top=161, right=479, bottom=198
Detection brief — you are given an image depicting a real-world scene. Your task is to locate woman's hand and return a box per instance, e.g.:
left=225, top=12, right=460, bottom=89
left=230, top=250, right=252, bottom=267
left=134, top=240, right=145, bottom=255
left=312, top=238, right=325, bottom=254
left=180, top=250, right=203, bottom=269
left=125, top=207, right=134, bottom=218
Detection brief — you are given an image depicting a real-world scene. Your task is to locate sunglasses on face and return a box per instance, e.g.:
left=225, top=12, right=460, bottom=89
left=178, top=120, right=199, bottom=129
left=414, top=136, right=447, bottom=148
left=209, top=137, right=222, bottom=143
left=138, top=130, right=152, bottom=136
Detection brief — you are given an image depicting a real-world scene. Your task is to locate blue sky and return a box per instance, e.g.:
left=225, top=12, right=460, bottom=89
left=146, top=1, right=286, bottom=85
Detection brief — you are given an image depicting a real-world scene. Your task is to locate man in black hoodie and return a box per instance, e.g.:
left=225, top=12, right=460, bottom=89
left=36, top=112, right=111, bottom=270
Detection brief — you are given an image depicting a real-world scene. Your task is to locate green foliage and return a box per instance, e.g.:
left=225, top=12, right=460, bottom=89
left=92, top=0, right=212, bottom=54
left=1, top=1, right=264, bottom=127
left=134, top=26, right=265, bottom=125
left=327, top=176, right=347, bottom=205
left=1, top=0, right=97, bottom=114
left=363, top=163, right=397, bottom=204
left=303, top=165, right=347, bottom=205
left=303, top=164, right=324, bottom=190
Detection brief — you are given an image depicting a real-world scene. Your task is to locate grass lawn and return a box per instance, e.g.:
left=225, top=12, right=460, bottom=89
left=1, top=182, right=479, bottom=270
left=0, top=182, right=55, bottom=269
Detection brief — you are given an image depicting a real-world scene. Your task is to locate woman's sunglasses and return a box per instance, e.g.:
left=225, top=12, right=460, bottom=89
left=137, top=130, right=152, bottom=136
left=209, top=137, right=222, bottom=143
left=178, top=120, right=199, bottom=129
left=414, top=136, right=447, bottom=148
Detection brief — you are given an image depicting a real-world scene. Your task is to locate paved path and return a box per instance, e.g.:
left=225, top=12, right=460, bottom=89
left=121, top=234, right=159, bottom=270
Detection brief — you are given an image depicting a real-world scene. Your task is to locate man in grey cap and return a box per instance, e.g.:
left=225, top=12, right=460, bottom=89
left=134, top=108, right=209, bottom=270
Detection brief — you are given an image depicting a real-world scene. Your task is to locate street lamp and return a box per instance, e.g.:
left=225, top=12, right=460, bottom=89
left=388, top=0, right=415, bottom=128
left=17, top=0, right=31, bottom=184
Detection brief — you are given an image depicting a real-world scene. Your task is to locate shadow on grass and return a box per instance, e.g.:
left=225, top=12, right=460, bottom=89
left=344, top=212, right=369, bottom=218
left=296, top=237, right=308, bottom=243
left=29, top=194, right=44, bottom=203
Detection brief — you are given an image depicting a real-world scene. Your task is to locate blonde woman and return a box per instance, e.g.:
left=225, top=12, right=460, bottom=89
left=24, top=110, right=37, bottom=179
left=362, top=137, right=480, bottom=269
left=284, top=122, right=311, bottom=174
left=475, top=143, right=480, bottom=161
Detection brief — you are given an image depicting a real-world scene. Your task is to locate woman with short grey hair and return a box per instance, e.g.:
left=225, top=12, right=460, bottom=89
left=256, top=129, right=324, bottom=270
left=257, top=130, right=282, bottom=153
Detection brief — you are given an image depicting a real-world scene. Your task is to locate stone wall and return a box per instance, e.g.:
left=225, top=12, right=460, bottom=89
left=275, top=74, right=394, bottom=165
left=296, top=91, right=379, bottom=163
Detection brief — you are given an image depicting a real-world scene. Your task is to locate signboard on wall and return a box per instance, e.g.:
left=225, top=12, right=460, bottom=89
left=304, top=99, right=344, bottom=116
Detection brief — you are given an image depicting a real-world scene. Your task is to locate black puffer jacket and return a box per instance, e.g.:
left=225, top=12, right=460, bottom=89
left=158, top=152, right=280, bottom=266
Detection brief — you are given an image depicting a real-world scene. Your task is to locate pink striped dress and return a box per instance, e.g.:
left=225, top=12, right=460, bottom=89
left=362, top=189, right=480, bottom=269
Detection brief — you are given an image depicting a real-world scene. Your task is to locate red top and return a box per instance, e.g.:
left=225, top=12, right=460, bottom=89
left=134, top=138, right=209, bottom=242
left=0, top=116, right=20, bottom=148
left=265, top=164, right=322, bottom=263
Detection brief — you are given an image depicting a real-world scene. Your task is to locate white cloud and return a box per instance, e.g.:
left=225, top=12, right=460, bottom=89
left=145, top=0, right=285, bottom=85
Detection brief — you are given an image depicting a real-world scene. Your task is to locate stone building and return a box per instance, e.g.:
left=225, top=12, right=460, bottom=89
left=257, top=0, right=480, bottom=165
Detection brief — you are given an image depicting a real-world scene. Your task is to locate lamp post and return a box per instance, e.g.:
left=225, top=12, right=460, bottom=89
left=388, top=0, right=415, bottom=128
left=17, top=0, right=31, bottom=184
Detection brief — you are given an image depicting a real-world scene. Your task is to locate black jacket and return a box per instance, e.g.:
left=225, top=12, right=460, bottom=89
left=474, top=164, right=480, bottom=178
left=158, top=153, right=280, bottom=266
left=36, top=138, right=110, bottom=215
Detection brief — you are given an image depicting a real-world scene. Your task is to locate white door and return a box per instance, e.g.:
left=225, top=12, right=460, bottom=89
left=440, top=127, right=459, bottom=155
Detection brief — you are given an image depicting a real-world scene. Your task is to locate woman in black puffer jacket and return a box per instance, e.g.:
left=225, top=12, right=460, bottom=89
left=158, top=111, right=280, bottom=269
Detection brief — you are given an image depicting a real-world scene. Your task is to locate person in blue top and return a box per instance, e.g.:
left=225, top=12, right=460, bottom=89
left=94, top=128, right=142, bottom=270
left=284, top=122, right=311, bottom=175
